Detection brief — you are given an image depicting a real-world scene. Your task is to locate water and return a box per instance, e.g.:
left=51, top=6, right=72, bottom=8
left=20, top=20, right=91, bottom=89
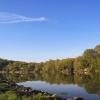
left=17, top=80, right=100, bottom=100
left=1, top=73, right=100, bottom=100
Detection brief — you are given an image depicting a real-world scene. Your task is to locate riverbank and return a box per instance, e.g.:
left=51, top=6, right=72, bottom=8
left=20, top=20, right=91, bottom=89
left=0, top=79, right=84, bottom=100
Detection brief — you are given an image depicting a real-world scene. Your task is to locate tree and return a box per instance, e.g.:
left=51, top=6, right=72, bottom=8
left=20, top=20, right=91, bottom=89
left=94, top=45, right=100, bottom=54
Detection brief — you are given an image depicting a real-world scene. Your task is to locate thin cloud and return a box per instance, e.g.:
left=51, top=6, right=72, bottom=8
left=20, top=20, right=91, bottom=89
left=0, top=12, right=47, bottom=24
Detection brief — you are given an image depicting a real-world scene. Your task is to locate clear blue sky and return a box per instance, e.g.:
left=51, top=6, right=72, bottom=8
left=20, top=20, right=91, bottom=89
left=0, top=0, right=100, bottom=62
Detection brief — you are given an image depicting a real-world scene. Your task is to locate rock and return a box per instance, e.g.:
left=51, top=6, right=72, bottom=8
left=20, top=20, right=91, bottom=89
left=73, top=97, right=84, bottom=100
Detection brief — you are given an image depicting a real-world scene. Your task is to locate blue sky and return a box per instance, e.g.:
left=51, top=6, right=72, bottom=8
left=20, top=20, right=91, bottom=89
left=0, top=0, right=100, bottom=62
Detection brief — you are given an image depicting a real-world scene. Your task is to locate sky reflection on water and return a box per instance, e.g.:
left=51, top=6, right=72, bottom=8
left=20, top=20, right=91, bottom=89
left=18, top=81, right=100, bottom=100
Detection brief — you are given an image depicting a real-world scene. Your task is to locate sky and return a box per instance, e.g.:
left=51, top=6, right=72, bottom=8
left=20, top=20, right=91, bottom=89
left=0, top=0, right=100, bottom=62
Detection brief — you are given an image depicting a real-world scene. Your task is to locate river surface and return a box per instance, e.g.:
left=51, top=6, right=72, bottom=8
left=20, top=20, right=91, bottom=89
left=0, top=73, right=100, bottom=100
left=17, top=80, right=100, bottom=100
left=15, top=73, right=100, bottom=100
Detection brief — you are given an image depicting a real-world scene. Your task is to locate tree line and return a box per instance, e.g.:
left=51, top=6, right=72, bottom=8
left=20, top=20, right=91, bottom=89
left=0, top=45, right=100, bottom=74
